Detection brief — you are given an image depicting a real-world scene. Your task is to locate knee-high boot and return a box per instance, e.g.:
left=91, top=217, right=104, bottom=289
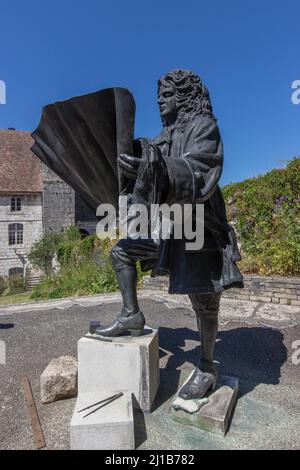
left=178, top=293, right=220, bottom=400
left=114, top=265, right=140, bottom=316
left=89, top=256, right=145, bottom=337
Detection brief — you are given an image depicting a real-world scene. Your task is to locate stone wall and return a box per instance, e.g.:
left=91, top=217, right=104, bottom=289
left=75, top=193, right=97, bottom=234
left=142, top=275, right=300, bottom=305
left=42, top=165, right=75, bottom=233
left=0, top=193, right=43, bottom=277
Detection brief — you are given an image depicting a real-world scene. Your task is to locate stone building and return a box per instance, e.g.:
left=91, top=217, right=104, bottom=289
left=0, top=129, right=97, bottom=282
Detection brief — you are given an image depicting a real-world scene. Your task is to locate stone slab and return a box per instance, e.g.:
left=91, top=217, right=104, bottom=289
left=40, top=356, right=77, bottom=404
left=170, top=372, right=239, bottom=436
left=77, top=327, right=159, bottom=411
left=70, top=391, right=134, bottom=450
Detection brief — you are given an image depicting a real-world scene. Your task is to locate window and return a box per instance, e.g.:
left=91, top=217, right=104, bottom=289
left=8, top=223, right=23, bottom=245
left=10, top=195, right=22, bottom=212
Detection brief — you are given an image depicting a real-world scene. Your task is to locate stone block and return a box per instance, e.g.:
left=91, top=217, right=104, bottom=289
left=236, top=293, right=250, bottom=300
left=275, top=292, right=297, bottom=300
left=170, top=373, right=239, bottom=436
left=285, top=288, right=299, bottom=294
left=77, top=327, right=159, bottom=411
left=250, top=295, right=272, bottom=302
left=41, top=356, right=77, bottom=404
left=70, top=391, right=134, bottom=450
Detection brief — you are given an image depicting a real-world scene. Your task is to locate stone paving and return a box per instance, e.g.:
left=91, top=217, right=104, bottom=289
left=0, top=290, right=299, bottom=450
left=1, top=289, right=299, bottom=328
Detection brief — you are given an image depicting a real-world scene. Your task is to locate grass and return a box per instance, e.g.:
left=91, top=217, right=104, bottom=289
left=0, top=291, right=32, bottom=305
left=28, top=232, right=148, bottom=301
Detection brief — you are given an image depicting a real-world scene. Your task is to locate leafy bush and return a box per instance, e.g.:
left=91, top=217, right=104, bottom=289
left=30, top=233, right=121, bottom=299
left=29, top=230, right=148, bottom=300
left=28, top=226, right=82, bottom=274
left=28, top=232, right=65, bottom=274
left=8, top=274, right=24, bottom=293
left=31, top=257, right=118, bottom=299
left=222, top=157, right=300, bottom=276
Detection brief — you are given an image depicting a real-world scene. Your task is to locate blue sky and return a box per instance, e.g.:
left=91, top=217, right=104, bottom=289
left=0, top=0, right=299, bottom=185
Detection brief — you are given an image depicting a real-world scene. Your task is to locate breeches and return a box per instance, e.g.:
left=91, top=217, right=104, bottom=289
left=111, top=238, right=221, bottom=315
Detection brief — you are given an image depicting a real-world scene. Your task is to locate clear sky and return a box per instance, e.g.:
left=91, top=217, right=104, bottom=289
left=0, top=0, right=299, bottom=185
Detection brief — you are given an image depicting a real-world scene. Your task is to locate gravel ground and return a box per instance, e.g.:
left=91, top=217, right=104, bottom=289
left=0, top=294, right=299, bottom=450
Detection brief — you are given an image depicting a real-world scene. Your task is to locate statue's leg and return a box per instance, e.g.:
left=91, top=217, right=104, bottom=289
left=178, top=292, right=221, bottom=400
left=190, top=293, right=220, bottom=373
left=90, top=238, right=159, bottom=337
left=111, top=249, right=139, bottom=317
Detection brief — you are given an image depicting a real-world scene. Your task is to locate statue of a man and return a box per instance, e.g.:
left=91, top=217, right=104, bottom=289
left=90, top=69, right=244, bottom=400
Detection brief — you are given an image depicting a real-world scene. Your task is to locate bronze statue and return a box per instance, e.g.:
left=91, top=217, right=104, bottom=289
left=32, top=70, right=243, bottom=400
left=91, top=70, right=244, bottom=400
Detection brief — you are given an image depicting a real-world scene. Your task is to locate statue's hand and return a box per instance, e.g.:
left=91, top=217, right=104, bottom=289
left=118, top=153, right=141, bottom=180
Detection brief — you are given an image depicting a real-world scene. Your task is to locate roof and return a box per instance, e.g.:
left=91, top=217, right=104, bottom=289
left=0, top=129, right=43, bottom=193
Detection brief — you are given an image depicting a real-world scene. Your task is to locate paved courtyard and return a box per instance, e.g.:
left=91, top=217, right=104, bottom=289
left=0, top=290, right=299, bottom=450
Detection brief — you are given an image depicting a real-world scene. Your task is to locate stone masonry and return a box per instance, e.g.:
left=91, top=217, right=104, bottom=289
left=42, top=165, right=75, bottom=233
left=143, top=274, right=300, bottom=306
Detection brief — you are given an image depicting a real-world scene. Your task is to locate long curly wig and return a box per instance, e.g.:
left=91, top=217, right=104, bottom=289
left=158, top=69, right=216, bottom=129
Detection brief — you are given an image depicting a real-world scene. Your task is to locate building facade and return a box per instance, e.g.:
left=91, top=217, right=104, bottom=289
left=0, top=129, right=97, bottom=281
left=0, top=192, right=43, bottom=279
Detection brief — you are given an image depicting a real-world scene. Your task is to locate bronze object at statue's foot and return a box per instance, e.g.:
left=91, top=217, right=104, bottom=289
left=89, top=311, right=145, bottom=337
left=178, top=367, right=218, bottom=400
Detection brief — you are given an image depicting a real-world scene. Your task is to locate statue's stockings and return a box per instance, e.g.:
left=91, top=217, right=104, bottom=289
left=111, top=244, right=220, bottom=375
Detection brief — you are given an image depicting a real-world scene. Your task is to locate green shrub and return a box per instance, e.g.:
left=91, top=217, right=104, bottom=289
left=28, top=226, right=82, bottom=274
left=222, top=157, right=300, bottom=276
left=28, top=226, right=125, bottom=300
left=28, top=232, right=65, bottom=274
left=31, top=250, right=118, bottom=300
left=8, top=274, right=24, bottom=293
left=29, top=231, right=149, bottom=301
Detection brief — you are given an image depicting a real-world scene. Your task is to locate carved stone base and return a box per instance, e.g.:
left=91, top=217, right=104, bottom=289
left=170, top=372, right=239, bottom=436
left=77, top=327, right=159, bottom=411
left=70, top=391, right=134, bottom=450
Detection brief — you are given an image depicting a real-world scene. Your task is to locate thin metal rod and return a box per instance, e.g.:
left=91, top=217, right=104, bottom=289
left=82, top=392, right=124, bottom=418
left=21, top=376, right=46, bottom=449
left=78, top=392, right=123, bottom=413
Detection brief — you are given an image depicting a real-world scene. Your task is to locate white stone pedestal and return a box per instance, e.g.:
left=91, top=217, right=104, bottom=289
left=70, top=391, right=134, bottom=450
left=78, top=327, right=159, bottom=411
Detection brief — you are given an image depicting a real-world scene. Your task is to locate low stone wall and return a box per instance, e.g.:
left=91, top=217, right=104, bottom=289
left=142, top=275, right=300, bottom=305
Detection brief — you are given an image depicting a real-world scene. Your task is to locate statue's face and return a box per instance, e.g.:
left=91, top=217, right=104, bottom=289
left=157, top=83, right=177, bottom=124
